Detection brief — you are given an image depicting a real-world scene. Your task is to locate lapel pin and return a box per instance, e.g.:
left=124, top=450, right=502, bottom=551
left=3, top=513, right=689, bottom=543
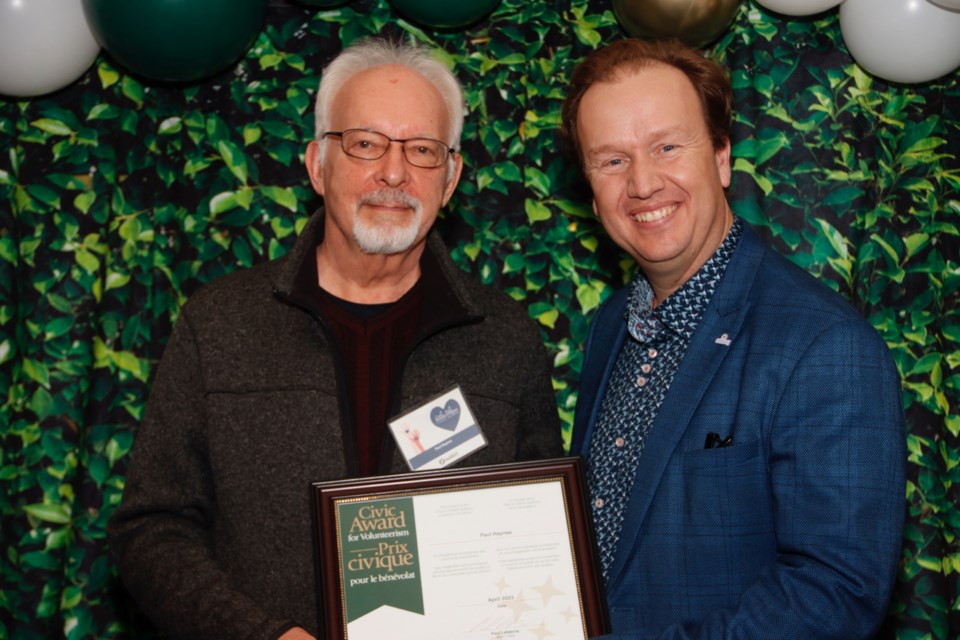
left=714, top=333, right=732, bottom=346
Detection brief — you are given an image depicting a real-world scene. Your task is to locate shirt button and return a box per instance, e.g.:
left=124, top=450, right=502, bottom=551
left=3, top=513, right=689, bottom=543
left=636, top=376, right=647, bottom=387
left=641, top=364, right=651, bottom=373
left=648, top=348, right=658, bottom=358
left=615, top=437, right=626, bottom=448
left=594, top=498, right=605, bottom=509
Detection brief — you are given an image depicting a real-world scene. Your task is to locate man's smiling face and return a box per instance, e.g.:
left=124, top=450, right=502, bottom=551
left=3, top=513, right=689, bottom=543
left=578, top=63, right=733, bottom=293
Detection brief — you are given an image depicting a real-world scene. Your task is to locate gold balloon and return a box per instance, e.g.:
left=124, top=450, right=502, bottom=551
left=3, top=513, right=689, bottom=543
left=612, top=0, right=742, bottom=48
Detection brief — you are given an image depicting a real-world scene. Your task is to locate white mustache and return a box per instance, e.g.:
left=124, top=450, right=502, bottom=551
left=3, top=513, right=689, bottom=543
left=360, top=189, right=421, bottom=210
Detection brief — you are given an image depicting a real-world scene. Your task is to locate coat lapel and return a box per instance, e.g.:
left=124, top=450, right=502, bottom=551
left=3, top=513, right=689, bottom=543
left=571, top=288, right=630, bottom=456
left=605, top=226, right=768, bottom=588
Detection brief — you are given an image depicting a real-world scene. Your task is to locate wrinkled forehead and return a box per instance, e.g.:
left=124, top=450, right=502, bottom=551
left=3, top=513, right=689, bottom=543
left=330, top=65, right=451, bottom=138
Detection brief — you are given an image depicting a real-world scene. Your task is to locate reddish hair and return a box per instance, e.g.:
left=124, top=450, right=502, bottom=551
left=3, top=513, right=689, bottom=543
left=560, top=38, right=732, bottom=170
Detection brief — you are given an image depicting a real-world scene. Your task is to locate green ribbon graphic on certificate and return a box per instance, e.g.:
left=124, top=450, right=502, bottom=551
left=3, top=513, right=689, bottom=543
left=338, top=497, right=425, bottom=622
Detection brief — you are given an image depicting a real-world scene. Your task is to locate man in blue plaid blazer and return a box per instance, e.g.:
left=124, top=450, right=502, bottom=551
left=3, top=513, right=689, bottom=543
left=560, top=39, right=905, bottom=639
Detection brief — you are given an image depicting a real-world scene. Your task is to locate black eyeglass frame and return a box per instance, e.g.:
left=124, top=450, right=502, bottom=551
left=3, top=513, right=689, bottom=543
left=322, top=129, right=457, bottom=169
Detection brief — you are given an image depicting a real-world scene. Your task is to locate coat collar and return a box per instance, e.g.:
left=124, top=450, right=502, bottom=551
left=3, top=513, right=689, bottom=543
left=271, top=208, right=483, bottom=320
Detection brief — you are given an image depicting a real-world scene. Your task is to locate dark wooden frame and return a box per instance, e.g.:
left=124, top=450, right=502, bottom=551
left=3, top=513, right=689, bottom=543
left=310, top=456, right=609, bottom=639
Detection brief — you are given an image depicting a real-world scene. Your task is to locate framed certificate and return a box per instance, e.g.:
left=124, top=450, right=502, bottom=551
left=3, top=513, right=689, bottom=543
left=310, top=456, right=609, bottom=640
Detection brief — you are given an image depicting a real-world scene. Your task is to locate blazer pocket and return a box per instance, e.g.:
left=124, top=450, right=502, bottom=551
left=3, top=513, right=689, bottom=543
left=682, top=438, right=770, bottom=532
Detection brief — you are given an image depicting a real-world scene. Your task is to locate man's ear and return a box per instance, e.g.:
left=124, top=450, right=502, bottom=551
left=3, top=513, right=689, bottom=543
left=440, top=152, right=464, bottom=207
left=305, top=140, right=325, bottom=196
left=716, top=138, right=732, bottom=189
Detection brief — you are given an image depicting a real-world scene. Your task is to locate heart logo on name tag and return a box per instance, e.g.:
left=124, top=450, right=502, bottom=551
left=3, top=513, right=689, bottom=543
left=430, top=399, right=461, bottom=431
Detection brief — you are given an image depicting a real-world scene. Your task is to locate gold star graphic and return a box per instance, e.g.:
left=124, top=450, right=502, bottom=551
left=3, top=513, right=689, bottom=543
left=529, top=620, right=554, bottom=640
left=532, top=575, right=565, bottom=607
left=505, top=593, right=537, bottom=620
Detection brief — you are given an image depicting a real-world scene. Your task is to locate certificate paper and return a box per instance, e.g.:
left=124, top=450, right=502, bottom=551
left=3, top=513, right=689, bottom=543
left=312, top=458, right=609, bottom=640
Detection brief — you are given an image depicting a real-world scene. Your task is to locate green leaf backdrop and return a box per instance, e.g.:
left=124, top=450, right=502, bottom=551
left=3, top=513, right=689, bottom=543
left=1, top=1, right=957, bottom=637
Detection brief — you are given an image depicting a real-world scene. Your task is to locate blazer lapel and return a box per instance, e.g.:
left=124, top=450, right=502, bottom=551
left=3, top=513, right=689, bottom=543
left=605, top=226, right=767, bottom=588
left=571, top=289, right=630, bottom=456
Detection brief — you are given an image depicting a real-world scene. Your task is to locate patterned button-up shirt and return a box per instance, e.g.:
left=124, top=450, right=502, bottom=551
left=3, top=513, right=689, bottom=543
left=587, top=217, right=744, bottom=579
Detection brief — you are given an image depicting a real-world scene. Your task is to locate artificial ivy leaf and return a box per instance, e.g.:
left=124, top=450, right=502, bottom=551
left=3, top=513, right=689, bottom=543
left=23, top=503, right=71, bottom=525
left=261, top=185, right=298, bottom=212
left=31, top=119, right=74, bottom=136
left=525, top=199, right=551, bottom=223
left=217, top=140, right=250, bottom=185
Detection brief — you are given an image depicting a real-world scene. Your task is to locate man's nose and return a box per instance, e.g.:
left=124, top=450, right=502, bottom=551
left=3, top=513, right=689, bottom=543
left=376, top=141, right=410, bottom=186
left=627, top=158, right=664, bottom=199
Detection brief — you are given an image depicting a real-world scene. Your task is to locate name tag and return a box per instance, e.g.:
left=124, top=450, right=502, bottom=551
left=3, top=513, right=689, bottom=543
left=388, top=385, right=487, bottom=471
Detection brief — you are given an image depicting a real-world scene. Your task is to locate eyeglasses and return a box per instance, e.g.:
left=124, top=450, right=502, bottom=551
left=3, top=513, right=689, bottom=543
left=322, top=129, right=455, bottom=169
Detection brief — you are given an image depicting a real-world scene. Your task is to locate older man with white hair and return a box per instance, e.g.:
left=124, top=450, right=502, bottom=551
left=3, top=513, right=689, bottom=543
left=109, top=38, right=561, bottom=640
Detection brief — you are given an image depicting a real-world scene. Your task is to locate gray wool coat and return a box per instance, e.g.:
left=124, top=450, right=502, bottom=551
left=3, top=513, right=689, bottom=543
left=108, top=210, right=563, bottom=639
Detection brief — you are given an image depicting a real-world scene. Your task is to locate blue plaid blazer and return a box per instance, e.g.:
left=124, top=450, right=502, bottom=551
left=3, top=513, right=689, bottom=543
left=572, top=224, right=906, bottom=639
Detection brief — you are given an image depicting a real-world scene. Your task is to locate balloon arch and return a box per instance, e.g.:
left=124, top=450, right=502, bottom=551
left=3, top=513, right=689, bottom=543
left=2, top=0, right=960, bottom=94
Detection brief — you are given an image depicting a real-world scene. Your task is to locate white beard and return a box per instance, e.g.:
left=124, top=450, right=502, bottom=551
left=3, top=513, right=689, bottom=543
left=353, top=189, right=424, bottom=255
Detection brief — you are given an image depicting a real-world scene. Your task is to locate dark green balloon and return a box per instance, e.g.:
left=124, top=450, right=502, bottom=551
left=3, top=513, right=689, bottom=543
left=81, top=0, right=266, bottom=83
left=292, top=0, right=354, bottom=6
left=388, top=0, right=502, bottom=29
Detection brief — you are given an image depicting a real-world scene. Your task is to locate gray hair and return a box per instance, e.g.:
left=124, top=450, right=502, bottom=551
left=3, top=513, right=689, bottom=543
left=313, top=38, right=465, bottom=150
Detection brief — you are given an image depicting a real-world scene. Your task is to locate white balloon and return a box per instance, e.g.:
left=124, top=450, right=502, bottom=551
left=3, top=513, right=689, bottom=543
left=754, top=0, right=844, bottom=16
left=928, top=0, right=960, bottom=8
left=840, top=0, right=960, bottom=84
left=0, top=0, right=100, bottom=97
